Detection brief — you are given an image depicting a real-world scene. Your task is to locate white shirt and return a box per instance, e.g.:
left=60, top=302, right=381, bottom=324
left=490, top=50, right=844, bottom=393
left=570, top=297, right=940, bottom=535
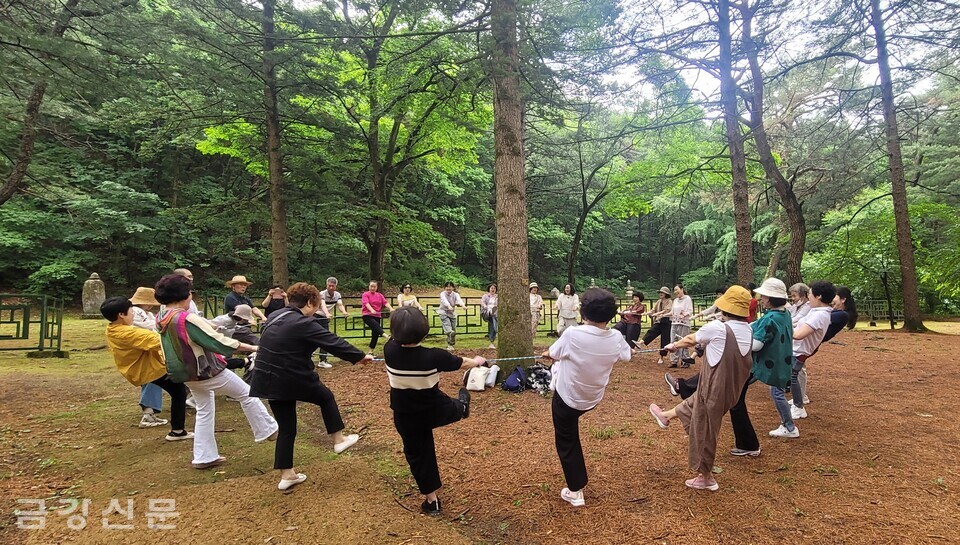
left=530, top=293, right=543, bottom=312
left=793, top=306, right=832, bottom=356
left=556, top=294, right=580, bottom=318
left=131, top=306, right=157, bottom=332
left=671, top=295, right=693, bottom=325
left=694, top=319, right=753, bottom=367
left=548, top=325, right=632, bottom=411
left=789, top=300, right=811, bottom=325
left=438, top=291, right=464, bottom=316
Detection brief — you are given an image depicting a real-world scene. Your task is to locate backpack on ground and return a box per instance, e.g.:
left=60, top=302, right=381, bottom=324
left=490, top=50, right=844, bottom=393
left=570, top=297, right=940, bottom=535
left=501, top=366, right=527, bottom=393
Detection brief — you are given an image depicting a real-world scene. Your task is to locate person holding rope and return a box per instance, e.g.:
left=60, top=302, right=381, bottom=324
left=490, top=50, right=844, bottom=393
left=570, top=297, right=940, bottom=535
left=639, top=287, right=673, bottom=364
left=555, top=283, right=581, bottom=335
left=249, top=282, right=374, bottom=491
left=614, top=292, right=646, bottom=354
left=362, top=279, right=393, bottom=354
left=541, top=288, right=633, bottom=507
left=384, top=306, right=486, bottom=515
left=648, top=286, right=754, bottom=491
left=668, top=284, right=694, bottom=368
left=437, top=282, right=466, bottom=350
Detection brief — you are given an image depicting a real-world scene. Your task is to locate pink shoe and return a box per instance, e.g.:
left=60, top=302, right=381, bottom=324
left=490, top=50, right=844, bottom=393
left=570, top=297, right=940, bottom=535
left=684, top=474, right=719, bottom=491
left=649, top=404, right=669, bottom=429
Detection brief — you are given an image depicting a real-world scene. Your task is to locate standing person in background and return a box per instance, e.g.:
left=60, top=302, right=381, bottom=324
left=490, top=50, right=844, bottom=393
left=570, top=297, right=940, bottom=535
left=615, top=292, right=646, bottom=354
left=224, top=275, right=267, bottom=321
left=555, top=284, right=581, bottom=335
left=529, top=282, right=544, bottom=338
left=746, top=283, right=759, bottom=323
left=250, top=282, right=373, bottom=491
left=437, top=282, right=466, bottom=350
left=318, top=277, right=349, bottom=330
left=166, top=269, right=202, bottom=316
left=130, top=287, right=166, bottom=428
left=362, top=280, right=393, bottom=354
left=788, top=283, right=811, bottom=325
left=262, top=285, right=288, bottom=317
left=397, top=284, right=424, bottom=310
left=640, top=287, right=673, bottom=364
left=669, top=284, right=694, bottom=368
left=480, top=283, right=499, bottom=349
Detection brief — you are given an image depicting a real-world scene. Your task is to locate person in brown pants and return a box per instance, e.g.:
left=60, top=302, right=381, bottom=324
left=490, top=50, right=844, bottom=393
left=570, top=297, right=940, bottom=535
left=648, top=286, right=754, bottom=491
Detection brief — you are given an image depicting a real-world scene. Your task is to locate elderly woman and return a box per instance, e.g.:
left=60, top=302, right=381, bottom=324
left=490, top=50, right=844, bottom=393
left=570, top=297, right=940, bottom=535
left=640, top=287, right=673, bottom=364
left=154, top=274, right=278, bottom=470
left=529, top=282, right=544, bottom=337
left=555, top=283, right=581, bottom=335
left=250, top=282, right=373, bottom=491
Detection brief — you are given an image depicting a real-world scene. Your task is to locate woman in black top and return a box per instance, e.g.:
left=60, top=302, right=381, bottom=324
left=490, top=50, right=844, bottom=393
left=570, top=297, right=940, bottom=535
left=249, top=282, right=373, bottom=491
left=384, top=306, right=486, bottom=515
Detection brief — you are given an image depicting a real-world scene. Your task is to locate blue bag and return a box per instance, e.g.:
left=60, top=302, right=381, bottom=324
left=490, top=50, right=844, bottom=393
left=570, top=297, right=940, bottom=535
left=501, top=366, right=527, bottom=393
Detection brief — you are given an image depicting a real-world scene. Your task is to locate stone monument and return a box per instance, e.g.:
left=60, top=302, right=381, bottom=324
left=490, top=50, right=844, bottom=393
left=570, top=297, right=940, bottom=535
left=625, top=280, right=633, bottom=298
left=81, top=273, right=106, bottom=319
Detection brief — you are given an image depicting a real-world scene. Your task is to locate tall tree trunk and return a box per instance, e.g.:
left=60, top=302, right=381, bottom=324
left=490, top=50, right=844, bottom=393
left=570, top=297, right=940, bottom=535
left=262, top=0, right=288, bottom=286
left=741, top=4, right=805, bottom=285
left=870, top=0, right=925, bottom=331
left=0, top=0, right=79, bottom=206
left=718, top=0, right=754, bottom=286
left=491, top=0, right=532, bottom=366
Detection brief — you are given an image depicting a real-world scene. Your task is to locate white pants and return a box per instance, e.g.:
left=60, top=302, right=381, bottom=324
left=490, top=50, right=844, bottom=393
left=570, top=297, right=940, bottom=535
left=186, top=370, right=278, bottom=465
left=557, top=316, right=578, bottom=335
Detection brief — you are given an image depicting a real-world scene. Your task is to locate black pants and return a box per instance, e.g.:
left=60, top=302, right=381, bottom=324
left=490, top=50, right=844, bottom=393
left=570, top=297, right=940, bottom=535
left=316, top=316, right=330, bottom=330
left=641, top=318, right=671, bottom=348
left=362, top=316, right=384, bottom=349
left=552, top=393, right=592, bottom=492
left=393, top=399, right=465, bottom=494
left=267, top=382, right=346, bottom=470
left=150, top=375, right=188, bottom=431
left=678, top=373, right=759, bottom=451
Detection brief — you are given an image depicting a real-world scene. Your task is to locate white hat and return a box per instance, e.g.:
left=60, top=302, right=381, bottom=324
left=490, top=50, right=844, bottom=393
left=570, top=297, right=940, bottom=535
left=529, top=282, right=539, bottom=290
left=231, top=304, right=254, bottom=322
left=753, top=278, right=788, bottom=299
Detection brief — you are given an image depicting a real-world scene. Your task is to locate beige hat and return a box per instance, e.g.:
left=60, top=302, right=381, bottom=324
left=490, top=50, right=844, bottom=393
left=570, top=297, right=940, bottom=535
left=529, top=282, right=539, bottom=290
left=231, top=304, right=254, bottom=322
left=130, top=287, right=159, bottom=306
left=658, top=286, right=671, bottom=296
left=715, top=286, right=751, bottom=317
left=754, top=278, right=788, bottom=299
left=225, top=275, right=253, bottom=287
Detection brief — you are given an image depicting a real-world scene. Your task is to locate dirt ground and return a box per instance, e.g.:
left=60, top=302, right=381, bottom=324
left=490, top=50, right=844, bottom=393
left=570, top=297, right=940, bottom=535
left=2, top=320, right=959, bottom=544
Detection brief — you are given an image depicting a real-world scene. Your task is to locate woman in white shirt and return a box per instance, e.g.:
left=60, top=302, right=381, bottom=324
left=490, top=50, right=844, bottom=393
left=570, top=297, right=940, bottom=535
left=788, top=283, right=811, bottom=325
left=669, top=284, right=694, bottom=368
left=555, top=283, right=580, bottom=335
left=529, top=282, right=544, bottom=337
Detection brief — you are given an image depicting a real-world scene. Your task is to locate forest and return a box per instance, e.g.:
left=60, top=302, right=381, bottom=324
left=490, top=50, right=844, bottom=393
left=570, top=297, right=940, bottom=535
left=2, top=0, right=959, bottom=321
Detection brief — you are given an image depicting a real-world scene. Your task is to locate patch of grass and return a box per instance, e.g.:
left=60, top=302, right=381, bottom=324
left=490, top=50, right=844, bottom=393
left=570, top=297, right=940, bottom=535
left=794, top=507, right=806, bottom=517
left=775, top=476, right=794, bottom=486
left=590, top=426, right=617, bottom=440
left=498, top=402, right=515, bottom=413
left=932, top=476, right=948, bottom=491
left=813, top=464, right=840, bottom=475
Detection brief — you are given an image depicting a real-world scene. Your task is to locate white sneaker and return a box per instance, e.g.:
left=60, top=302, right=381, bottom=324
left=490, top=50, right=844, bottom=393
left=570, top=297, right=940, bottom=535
left=768, top=425, right=800, bottom=438
left=185, top=396, right=197, bottom=409
left=560, top=487, right=585, bottom=507
left=446, top=345, right=455, bottom=351
left=316, top=361, right=333, bottom=369
left=803, top=396, right=811, bottom=405
left=488, top=343, right=496, bottom=349
left=139, top=413, right=167, bottom=428
left=791, top=405, right=808, bottom=419
left=334, top=433, right=360, bottom=454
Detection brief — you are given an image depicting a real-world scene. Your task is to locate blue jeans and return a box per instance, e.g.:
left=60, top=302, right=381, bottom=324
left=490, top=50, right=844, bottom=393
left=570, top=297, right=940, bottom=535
left=790, top=357, right=806, bottom=408
left=770, top=386, right=795, bottom=431
left=140, top=382, right=163, bottom=412
left=487, top=316, right=498, bottom=342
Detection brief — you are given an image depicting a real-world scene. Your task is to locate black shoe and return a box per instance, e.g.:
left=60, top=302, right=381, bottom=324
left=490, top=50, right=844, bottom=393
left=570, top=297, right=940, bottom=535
left=458, top=388, right=471, bottom=419
left=420, top=498, right=442, bottom=516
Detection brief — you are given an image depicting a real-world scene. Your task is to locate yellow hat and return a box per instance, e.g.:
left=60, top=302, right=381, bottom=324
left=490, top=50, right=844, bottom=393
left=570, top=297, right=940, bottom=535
left=130, top=287, right=159, bottom=306
left=715, top=285, right=751, bottom=317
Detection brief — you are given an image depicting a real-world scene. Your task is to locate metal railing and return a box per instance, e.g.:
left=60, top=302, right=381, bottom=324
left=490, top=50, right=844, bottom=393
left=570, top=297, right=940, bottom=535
left=0, top=294, right=64, bottom=353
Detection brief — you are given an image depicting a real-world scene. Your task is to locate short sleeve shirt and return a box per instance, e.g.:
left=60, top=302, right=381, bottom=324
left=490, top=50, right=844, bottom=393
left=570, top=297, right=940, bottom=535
left=750, top=309, right=793, bottom=387
left=695, top=319, right=753, bottom=367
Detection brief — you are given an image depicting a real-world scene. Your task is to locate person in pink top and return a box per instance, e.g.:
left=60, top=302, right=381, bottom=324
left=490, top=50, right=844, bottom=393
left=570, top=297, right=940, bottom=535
left=362, top=280, right=394, bottom=353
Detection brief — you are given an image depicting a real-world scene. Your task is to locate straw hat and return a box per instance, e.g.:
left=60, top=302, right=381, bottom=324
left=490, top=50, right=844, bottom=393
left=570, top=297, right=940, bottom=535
left=715, top=285, right=751, bottom=317
left=231, top=304, right=254, bottom=322
left=529, top=282, right=539, bottom=290
left=658, top=286, right=671, bottom=296
left=130, top=287, right=159, bottom=306
left=753, top=278, right=788, bottom=299
left=225, top=275, right=253, bottom=287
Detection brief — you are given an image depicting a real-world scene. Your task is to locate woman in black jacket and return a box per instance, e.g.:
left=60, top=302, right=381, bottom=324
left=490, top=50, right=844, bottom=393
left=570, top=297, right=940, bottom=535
left=249, top=282, right=373, bottom=491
